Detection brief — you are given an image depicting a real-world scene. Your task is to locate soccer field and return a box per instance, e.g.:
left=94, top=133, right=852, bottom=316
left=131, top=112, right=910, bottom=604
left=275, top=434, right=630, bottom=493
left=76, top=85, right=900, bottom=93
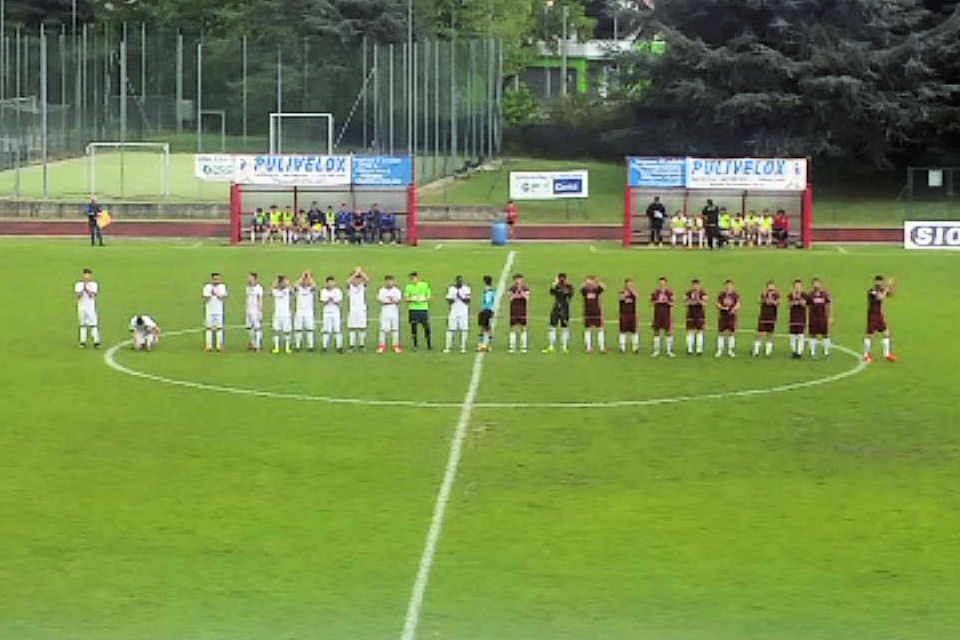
left=2, top=238, right=959, bottom=640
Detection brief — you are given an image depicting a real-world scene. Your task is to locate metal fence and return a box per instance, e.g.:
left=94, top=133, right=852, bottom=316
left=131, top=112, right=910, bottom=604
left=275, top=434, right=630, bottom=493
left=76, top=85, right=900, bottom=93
left=0, top=24, right=503, bottom=200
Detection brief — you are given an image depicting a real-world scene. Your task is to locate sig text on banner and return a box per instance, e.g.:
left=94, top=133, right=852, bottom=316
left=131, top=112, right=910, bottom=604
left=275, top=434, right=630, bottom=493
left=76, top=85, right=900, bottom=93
left=194, top=154, right=415, bottom=187
left=628, top=156, right=808, bottom=191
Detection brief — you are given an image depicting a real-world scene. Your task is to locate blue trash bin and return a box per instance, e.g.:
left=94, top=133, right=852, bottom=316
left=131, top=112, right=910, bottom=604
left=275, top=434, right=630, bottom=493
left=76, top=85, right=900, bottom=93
left=492, top=220, right=509, bottom=246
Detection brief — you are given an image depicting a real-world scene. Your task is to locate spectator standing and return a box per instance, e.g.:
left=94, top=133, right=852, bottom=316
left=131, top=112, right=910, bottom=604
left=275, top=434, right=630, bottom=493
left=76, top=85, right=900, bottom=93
left=646, top=196, right=667, bottom=246
left=702, top=199, right=720, bottom=249
left=85, top=198, right=104, bottom=247
left=504, top=199, right=519, bottom=238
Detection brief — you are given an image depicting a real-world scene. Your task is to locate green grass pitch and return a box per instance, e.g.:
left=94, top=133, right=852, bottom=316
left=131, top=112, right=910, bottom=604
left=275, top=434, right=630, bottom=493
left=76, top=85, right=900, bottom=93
left=1, top=238, right=959, bottom=640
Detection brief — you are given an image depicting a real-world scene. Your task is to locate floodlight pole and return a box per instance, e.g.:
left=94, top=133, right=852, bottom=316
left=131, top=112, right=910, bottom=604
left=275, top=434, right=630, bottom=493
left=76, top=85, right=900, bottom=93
left=196, top=40, right=202, bottom=153
left=41, top=24, right=48, bottom=198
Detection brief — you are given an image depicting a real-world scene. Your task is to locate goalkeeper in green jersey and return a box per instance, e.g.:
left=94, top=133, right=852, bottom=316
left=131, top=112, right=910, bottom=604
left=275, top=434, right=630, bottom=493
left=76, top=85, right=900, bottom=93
left=405, top=271, right=433, bottom=350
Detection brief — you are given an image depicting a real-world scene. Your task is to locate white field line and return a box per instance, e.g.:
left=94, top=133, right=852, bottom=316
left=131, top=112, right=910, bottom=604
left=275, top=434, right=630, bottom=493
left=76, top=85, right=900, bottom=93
left=104, top=326, right=866, bottom=410
left=398, top=249, right=517, bottom=640
left=837, top=246, right=849, bottom=255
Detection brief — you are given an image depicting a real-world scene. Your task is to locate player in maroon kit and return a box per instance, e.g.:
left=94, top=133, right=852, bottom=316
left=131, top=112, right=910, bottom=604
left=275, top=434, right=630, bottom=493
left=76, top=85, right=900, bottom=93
left=618, top=278, right=640, bottom=353
left=684, top=279, right=709, bottom=355
left=581, top=275, right=607, bottom=353
left=806, top=277, right=833, bottom=359
left=507, top=273, right=531, bottom=353
left=787, top=279, right=807, bottom=359
left=753, top=280, right=781, bottom=357
left=864, top=274, right=898, bottom=363
left=715, top=279, right=741, bottom=357
left=650, top=276, right=676, bottom=357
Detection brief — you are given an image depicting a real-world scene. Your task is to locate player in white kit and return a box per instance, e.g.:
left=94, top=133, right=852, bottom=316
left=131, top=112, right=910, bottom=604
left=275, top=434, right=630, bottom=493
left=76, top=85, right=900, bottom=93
left=271, top=275, right=293, bottom=354
left=376, top=275, right=403, bottom=354
left=294, top=270, right=317, bottom=351
left=202, top=272, right=228, bottom=352
left=129, top=314, right=162, bottom=351
left=346, top=266, right=371, bottom=351
left=444, top=275, right=472, bottom=353
left=75, top=268, right=101, bottom=348
left=245, top=272, right=264, bottom=351
left=320, top=276, right=344, bottom=353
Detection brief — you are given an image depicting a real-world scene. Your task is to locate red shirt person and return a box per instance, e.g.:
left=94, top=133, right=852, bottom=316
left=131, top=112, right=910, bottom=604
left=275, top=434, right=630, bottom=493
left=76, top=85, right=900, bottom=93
left=618, top=278, right=640, bottom=353
left=715, top=279, right=741, bottom=357
left=805, top=278, right=833, bottom=359
left=753, top=281, right=780, bottom=357
left=504, top=200, right=519, bottom=237
left=864, top=275, right=898, bottom=363
left=684, top=279, right=709, bottom=355
left=581, top=276, right=606, bottom=353
left=649, top=276, right=676, bottom=357
left=507, top=273, right=531, bottom=353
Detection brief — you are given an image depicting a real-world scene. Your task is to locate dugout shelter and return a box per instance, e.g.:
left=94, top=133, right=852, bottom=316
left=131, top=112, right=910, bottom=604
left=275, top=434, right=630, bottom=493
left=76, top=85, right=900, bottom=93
left=624, top=157, right=813, bottom=248
left=195, top=154, right=418, bottom=245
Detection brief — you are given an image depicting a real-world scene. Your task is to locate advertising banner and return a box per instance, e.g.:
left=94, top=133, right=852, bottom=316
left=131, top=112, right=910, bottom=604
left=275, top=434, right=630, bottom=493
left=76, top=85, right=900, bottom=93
left=509, top=170, right=589, bottom=200
left=628, top=157, right=686, bottom=188
left=194, top=154, right=236, bottom=182
left=685, top=157, right=807, bottom=191
left=353, top=156, right=414, bottom=186
left=904, top=220, right=960, bottom=250
left=233, top=154, right=352, bottom=186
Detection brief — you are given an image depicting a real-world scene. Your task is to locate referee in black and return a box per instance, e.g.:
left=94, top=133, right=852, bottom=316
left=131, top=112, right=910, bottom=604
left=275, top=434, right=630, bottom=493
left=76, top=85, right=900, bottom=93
left=85, top=198, right=104, bottom=247
left=645, top=196, right=666, bottom=246
left=702, top=199, right=721, bottom=250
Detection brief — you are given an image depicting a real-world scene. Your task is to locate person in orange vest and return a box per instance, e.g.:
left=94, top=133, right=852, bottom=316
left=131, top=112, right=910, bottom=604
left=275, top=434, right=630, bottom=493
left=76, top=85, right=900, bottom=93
left=504, top=199, right=519, bottom=238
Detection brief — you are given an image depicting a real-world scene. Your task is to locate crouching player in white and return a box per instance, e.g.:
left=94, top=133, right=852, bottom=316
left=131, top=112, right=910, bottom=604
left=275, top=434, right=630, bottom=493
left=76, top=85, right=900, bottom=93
left=320, top=276, right=344, bottom=353
left=75, top=267, right=101, bottom=348
left=271, top=275, right=293, bottom=354
left=445, top=275, right=471, bottom=353
left=130, top=314, right=162, bottom=351
left=377, top=275, right=403, bottom=354
left=245, top=272, right=264, bottom=351
left=294, top=270, right=317, bottom=352
left=202, top=272, right=228, bottom=352
left=347, top=266, right=371, bottom=351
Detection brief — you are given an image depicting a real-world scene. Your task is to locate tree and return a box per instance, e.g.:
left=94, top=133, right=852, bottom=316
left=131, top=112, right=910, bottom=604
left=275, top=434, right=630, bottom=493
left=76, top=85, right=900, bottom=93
left=615, top=0, right=960, bottom=166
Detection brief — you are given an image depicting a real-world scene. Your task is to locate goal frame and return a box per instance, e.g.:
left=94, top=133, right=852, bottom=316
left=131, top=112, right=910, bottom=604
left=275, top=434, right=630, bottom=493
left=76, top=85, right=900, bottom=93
left=269, top=112, right=334, bottom=155
left=86, top=141, right=171, bottom=198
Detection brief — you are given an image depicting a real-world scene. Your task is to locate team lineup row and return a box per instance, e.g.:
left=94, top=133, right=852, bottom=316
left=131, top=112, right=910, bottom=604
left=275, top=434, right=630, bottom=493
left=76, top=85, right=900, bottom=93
left=75, top=267, right=898, bottom=362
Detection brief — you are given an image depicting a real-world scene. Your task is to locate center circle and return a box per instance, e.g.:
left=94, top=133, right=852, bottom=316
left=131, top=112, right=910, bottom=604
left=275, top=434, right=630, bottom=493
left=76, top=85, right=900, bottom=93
left=104, top=327, right=866, bottom=410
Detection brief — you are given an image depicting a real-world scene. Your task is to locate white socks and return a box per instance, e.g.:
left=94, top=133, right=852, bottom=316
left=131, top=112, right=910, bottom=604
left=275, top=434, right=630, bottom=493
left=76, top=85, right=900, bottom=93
left=562, top=329, right=570, bottom=350
left=549, top=327, right=557, bottom=348
left=882, top=337, right=891, bottom=357
left=80, top=327, right=87, bottom=344
left=597, top=331, right=606, bottom=351
left=653, top=335, right=661, bottom=355
left=584, top=331, right=592, bottom=351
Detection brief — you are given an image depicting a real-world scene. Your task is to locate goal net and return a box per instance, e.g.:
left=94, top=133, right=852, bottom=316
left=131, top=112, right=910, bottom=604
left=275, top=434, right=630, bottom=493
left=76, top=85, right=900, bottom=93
left=87, top=142, right=171, bottom=199
left=624, top=157, right=812, bottom=248
left=269, top=113, right=334, bottom=155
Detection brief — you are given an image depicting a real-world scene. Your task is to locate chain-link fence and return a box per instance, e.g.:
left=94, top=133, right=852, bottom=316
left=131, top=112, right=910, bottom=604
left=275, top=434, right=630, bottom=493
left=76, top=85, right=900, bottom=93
left=0, top=24, right=503, bottom=201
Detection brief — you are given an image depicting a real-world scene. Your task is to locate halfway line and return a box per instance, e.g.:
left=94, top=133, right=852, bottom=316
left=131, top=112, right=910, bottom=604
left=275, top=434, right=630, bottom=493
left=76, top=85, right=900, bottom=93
left=399, top=248, right=517, bottom=640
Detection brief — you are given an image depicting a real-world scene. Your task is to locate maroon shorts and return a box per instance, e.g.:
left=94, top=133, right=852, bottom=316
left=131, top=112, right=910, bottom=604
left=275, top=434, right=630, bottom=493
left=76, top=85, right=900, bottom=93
left=619, top=314, right=637, bottom=333
left=510, top=313, right=528, bottom=327
left=718, top=312, right=737, bottom=333
left=584, top=315, right=603, bottom=329
left=758, top=320, right=776, bottom=333
left=808, top=318, right=829, bottom=336
left=686, top=315, right=706, bottom=331
left=867, top=312, right=887, bottom=334
left=651, top=307, right=672, bottom=331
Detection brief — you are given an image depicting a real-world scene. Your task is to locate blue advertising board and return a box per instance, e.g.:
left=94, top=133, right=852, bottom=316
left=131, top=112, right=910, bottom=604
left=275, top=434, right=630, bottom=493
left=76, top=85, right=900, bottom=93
left=352, top=156, right=415, bottom=186
left=628, top=157, right=687, bottom=188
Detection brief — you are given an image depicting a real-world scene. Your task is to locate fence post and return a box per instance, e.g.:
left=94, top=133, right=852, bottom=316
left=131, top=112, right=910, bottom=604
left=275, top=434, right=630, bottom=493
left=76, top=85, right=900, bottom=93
left=623, top=185, right=632, bottom=247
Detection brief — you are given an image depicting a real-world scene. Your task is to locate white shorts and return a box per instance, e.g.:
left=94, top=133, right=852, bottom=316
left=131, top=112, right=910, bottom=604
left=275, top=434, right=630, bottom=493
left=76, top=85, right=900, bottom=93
left=273, top=314, right=292, bottom=333
left=134, top=331, right=157, bottom=349
left=322, top=312, right=341, bottom=334
left=246, top=310, right=262, bottom=329
left=205, top=313, right=224, bottom=329
left=380, top=307, right=400, bottom=332
left=294, top=312, right=315, bottom=331
left=447, top=311, right=469, bottom=331
left=78, top=308, right=98, bottom=326
left=347, top=308, right=368, bottom=330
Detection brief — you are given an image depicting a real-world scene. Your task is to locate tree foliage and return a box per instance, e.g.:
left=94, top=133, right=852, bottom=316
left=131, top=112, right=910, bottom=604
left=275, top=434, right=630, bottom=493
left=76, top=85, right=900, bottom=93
left=617, top=0, right=960, bottom=166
